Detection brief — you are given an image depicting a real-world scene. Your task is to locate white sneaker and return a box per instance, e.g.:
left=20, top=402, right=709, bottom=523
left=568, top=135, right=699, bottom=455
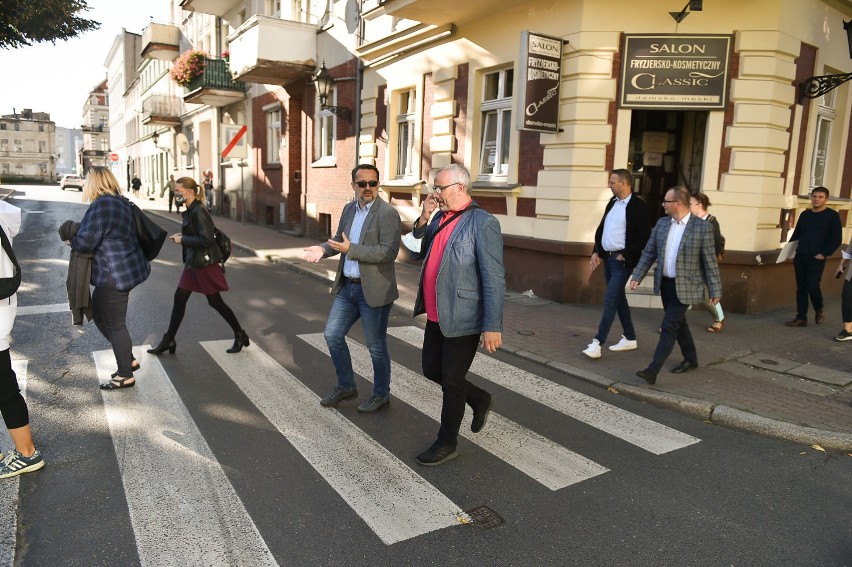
left=582, top=339, right=602, bottom=359
left=608, top=336, right=638, bottom=352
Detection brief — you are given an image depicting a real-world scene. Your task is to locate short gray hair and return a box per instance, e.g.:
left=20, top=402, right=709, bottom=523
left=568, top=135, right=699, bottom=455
left=436, top=163, right=471, bottom=194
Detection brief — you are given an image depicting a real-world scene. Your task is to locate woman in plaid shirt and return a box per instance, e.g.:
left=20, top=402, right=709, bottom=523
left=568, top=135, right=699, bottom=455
left=71, top=167, right=150, bottom=389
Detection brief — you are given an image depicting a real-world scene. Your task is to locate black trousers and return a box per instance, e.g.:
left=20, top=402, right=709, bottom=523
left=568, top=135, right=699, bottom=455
left=794, top=254, right=826, bottom=319
left=648, top=278, right=697, bottom=374
left=92, top=283, right=135, bottom=378
left=842, top=278, right=852, bottom=323
left=422, top=320, right=489, bottom=448
left=0, top=348, right=28, bottom=430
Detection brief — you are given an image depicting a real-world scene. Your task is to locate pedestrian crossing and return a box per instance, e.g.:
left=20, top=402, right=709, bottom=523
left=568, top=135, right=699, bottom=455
left=0, top=360, right=26, bottom=567
left=5, top=326, right=703, bottom=562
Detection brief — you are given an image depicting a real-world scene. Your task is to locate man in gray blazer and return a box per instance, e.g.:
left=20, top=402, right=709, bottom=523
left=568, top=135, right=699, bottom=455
left=303, top=164, right=401, bottom=412
left=406, top=164, right=505, bottom=466
left=629, top=186, right=721, bottom=384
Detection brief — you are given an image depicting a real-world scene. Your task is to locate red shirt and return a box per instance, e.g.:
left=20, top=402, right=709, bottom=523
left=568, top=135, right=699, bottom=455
left=423, top=199, right=472, bottom=321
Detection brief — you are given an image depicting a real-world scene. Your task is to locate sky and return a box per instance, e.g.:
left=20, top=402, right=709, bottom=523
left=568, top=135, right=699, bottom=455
left=0, top=0, right=169, bottom=129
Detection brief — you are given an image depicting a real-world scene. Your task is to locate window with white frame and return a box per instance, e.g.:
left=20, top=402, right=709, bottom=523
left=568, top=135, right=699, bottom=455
left=185, top=127, right=194, bottom=167
left=315, top=89, right=335, bottom=162
left=478, top=67, right=514, bottom=179
left=266, top=0, right=282, bottom=16
left=266, top=107, right=282, bottom=164
left=395, top=89, right=416, bottom=178
left=810, top=88, right=836, bottom=189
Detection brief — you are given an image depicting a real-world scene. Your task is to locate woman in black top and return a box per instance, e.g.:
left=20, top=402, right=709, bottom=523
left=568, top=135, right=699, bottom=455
left=148, top=177, right=249, bottom=355
left=689, top=193, right=726, bottom=333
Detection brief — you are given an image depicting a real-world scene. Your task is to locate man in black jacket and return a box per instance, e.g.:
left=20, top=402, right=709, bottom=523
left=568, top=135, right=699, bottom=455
left=786, top=186, right=842, bottom=327
left=584, top=169, right=651, bottom=359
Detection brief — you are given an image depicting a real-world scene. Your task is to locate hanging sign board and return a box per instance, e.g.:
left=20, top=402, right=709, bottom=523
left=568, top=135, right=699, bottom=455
left=619, top=34, right=732, bottom=109
left=517, top=31, right=563, bottom=133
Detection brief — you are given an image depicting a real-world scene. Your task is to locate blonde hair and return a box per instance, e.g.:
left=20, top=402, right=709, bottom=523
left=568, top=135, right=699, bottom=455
left=176, top=176, right=205, bottom=204
left=83, top=167, right=122, bottom=202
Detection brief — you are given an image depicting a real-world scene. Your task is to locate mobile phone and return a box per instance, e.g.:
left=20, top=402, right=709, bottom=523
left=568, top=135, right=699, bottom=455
left=837, top=266, right=846, bottom=279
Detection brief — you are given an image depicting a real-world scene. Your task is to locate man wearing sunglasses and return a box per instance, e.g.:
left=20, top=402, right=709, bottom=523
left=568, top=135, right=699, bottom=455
left=405, top=164, right=505, bottom=466
left=303, top=164, right=401, bottom=413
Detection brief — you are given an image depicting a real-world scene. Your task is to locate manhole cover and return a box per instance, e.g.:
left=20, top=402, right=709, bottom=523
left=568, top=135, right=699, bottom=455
left=517, top=330, right=535, bottom=336
left=465, top=505, right=505, bottom=530
left=760, top=359, right=779, bottom=365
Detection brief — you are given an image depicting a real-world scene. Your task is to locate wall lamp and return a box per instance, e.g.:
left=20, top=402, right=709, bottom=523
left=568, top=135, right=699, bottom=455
left=799, top=20, right=852, bottom=101
left=152, top=131, right=161, bottom=147
left=314, top=62, right=352, bottom=121
left=670, top=0, right=702, bottom=23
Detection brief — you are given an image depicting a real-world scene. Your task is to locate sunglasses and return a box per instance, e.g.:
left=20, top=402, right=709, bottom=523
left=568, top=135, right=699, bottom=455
left=355, top=180, right=379, bottom=188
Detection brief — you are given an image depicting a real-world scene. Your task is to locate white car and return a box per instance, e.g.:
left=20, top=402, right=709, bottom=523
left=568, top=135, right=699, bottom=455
left=60, top=174, right=84, bottom=191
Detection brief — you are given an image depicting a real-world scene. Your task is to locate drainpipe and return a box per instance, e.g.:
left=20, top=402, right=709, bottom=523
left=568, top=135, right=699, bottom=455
left=353, top=0, right=364, bottom=168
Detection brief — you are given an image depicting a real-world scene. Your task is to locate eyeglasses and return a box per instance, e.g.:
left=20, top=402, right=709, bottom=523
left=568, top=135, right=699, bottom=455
left=354, top=180, right=379, bottom=188
left=662, top=200, right=678, bottom=204
left=432, top=182, right=460, bottom=193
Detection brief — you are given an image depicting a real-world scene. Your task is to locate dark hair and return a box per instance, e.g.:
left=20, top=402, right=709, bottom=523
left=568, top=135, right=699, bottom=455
left=669, top=186, right=691, bottom=207
left=351, top=164, right=379, bottom=182
left=812, top=186, right=830, bottom=198
left=612, top=168, right=633, bottom=187
left=691, top=192, right=711, bottom=210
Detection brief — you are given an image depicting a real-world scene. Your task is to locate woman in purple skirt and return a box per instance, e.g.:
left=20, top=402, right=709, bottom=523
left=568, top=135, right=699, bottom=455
left=148, top=177, right=249, bottom=356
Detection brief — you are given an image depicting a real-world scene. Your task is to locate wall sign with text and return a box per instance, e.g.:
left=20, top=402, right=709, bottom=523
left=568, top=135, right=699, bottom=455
left=517, top=31, right=563, bottom=133
left=619, top=34, right=732, bottom=110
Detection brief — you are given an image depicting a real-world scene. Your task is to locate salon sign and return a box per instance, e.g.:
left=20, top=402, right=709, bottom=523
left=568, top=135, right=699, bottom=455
left=620, top=34, right=732, bottom=109
left=517, top=31, right=563, bottom=133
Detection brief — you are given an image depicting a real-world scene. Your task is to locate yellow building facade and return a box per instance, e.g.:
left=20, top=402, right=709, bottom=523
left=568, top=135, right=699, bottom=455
left=358, top=0, right=852, bottom=313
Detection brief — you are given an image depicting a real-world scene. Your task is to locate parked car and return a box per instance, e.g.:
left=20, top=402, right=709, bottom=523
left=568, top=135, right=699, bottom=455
left=60, top=174, right=84, bottom=191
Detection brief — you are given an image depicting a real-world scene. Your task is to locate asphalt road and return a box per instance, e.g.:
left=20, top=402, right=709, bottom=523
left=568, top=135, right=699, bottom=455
left=3, top=185, right=851, bottom=566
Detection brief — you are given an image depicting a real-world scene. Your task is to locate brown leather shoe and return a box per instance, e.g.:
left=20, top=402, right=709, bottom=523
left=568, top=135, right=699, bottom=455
left=785, top=318, right=807, bottom=327
left=815, top=310, right=825, bottom=325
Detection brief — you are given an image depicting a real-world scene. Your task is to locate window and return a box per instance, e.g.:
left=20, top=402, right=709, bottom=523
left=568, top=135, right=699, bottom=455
left=0, top=164, right=7, bottom=174
left=479, top=67, right=514, bottom=179
left=101, top=138, right=109, bottom=152
left=185, top=127, right=194, bottom=167
left=38, top=141, right=46, bottom=153
left=266, top=0, right=282, bottom=16
left=266, top=108, right=282, bottom=164
left=13, top=140, right=21, bottom=153
left=315, top=89, right=335, bottom=162
left=0, top=124, right=5, bottom=130
left=0, top=140, right=6, bottom=152
left=810, top=88, right=836, bottom=189
left=38, top=124, right=44, bottom=132
left=13, top=124, right=19, bottom=131
left=395, top=89, right=416, bottom=178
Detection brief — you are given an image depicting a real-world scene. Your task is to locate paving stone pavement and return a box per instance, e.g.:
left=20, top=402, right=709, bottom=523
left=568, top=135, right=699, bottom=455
left=134, top=194, right=852, bottom=452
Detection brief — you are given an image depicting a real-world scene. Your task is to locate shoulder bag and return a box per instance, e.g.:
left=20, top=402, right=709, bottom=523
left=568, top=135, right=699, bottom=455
left=129, top=200, right=167, bottom=261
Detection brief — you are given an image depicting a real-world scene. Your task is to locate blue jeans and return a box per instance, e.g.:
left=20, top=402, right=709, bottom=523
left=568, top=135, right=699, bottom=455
left=323, top=281, right=392, bottom=397
left=595, top=256, right=635, bottom=344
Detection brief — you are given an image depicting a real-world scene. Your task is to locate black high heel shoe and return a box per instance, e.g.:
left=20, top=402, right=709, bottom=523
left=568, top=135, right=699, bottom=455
left=227, top=330, right=250, bottom=353
left=147, top=335, right=176, bottom=355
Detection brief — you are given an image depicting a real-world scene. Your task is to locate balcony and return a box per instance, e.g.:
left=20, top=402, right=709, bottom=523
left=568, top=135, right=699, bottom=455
left=183, top=58, right=246, bottom=106
left=179, top=0, right=239, bottom=17
left=142, top=94, right=182, bottom=126
left=141, top=23, right=181, bottom=61
left=81, top=125, right=106, bottom=132
left=363, top=0, right=519, bottom=26
left=227, top=15, right=316, bottom=84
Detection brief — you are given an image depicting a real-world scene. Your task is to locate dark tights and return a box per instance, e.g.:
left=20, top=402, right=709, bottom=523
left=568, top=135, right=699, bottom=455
left=0, top=349, right=28, bottom=430
left=166, top=287, right=241, bottom=338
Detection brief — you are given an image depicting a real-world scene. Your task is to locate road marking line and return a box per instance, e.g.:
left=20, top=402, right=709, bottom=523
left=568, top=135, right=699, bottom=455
left=387, top=326, right=700, bottom=455
left=0, top=360, right=26, bottom=567
left=299, top=334, right=608, bottom=491
left=94, top=347, right=278, bottom=567
left=201, top=340, right=464, bottom=546
left=17, top=303, right=68, bottom=316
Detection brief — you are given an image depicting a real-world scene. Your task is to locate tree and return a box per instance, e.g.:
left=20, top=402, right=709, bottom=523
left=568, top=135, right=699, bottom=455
left=0, top=0, right=100, bottom=49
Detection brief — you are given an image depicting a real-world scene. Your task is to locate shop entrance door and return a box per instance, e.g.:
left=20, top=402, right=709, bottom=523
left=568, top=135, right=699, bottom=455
left=628, top=110, right=708, bottom=222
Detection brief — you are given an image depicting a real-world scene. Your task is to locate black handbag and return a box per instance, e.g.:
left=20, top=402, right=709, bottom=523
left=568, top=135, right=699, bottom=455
left=0, top=226, right=21, bottom=300
left=129, top=200, right=167, bottom=261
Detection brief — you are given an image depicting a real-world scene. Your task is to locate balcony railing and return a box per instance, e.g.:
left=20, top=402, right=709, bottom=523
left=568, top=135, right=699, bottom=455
left=81, top=125, right=106, bottom=132
left=183, top=58, right=246, bottom=107
left=228, top=15, right=316, bottom=84
left=142, top=94, right=181, bottom=126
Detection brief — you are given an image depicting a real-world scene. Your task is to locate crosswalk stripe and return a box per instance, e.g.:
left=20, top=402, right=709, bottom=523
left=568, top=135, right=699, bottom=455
left=0, top=360, right=26, bottom=567
left=387, top=326, right=700, bottom=455
left=298, top=333, right=608, bottom=491
left=94, top=347, right=278, bottom=566
left=201, top=340, right=465, bottom=546
left=17, top=303, right=69, bottom=316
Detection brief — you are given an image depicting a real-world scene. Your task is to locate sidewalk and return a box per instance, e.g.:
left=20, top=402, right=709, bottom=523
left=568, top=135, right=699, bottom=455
left=136, top=195, right=852, bottom=452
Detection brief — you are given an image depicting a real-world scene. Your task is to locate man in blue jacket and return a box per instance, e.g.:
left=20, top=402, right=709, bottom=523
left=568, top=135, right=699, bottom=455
left=406, top=164, right=505, bottom=466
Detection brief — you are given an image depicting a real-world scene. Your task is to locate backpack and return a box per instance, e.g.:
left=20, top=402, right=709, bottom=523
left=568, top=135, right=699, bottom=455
left=213, top=228, right=231, bottom=263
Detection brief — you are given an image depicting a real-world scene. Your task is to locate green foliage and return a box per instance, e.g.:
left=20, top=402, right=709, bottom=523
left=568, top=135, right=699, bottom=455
left=0, top=0, right=100, bottom=48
